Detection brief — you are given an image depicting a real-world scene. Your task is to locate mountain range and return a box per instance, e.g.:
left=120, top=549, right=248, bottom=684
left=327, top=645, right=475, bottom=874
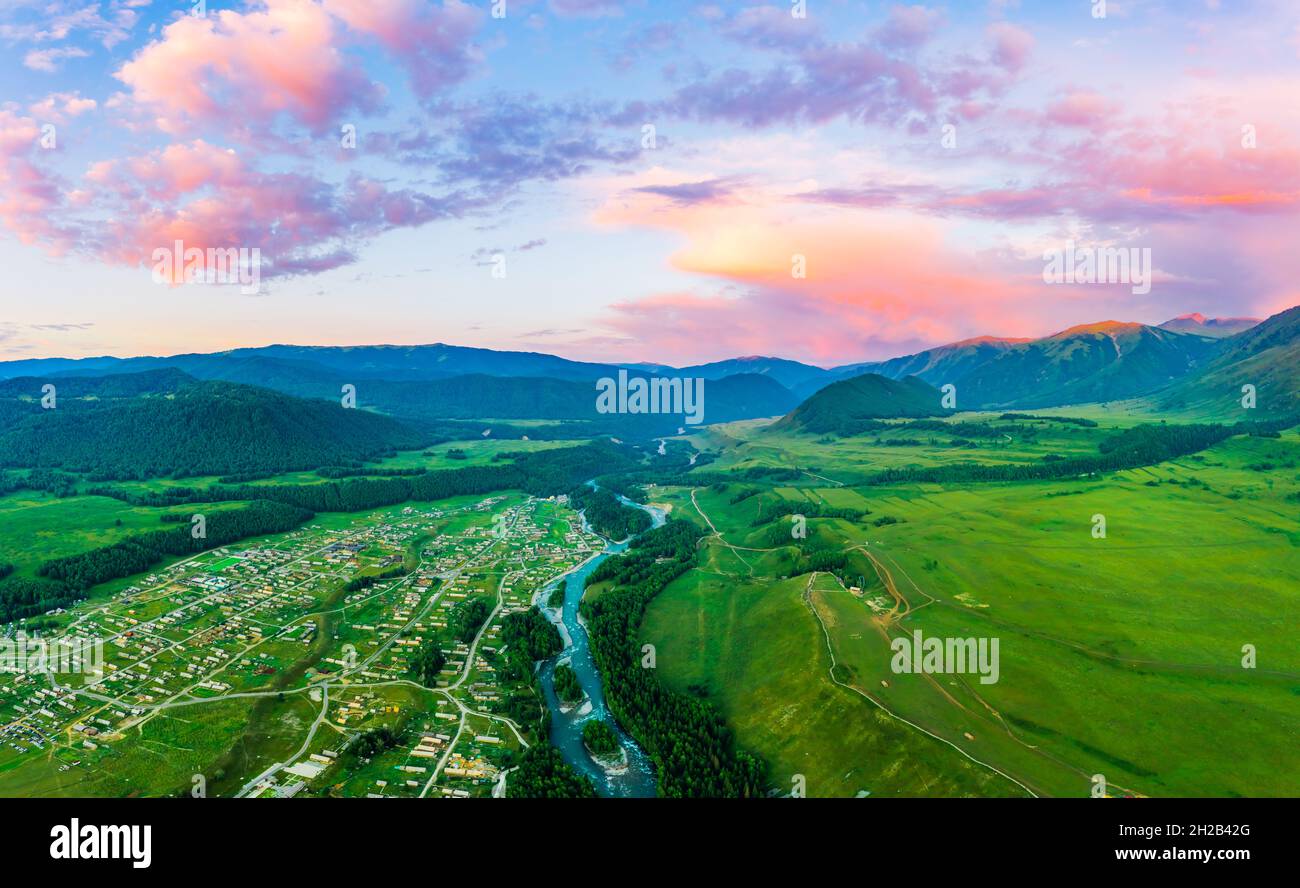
left=1, top=311, right=1295, bottom=457
left=1154, top=306, right=1300, bottom=417
left=1156, top=313, right=1261, bottom=338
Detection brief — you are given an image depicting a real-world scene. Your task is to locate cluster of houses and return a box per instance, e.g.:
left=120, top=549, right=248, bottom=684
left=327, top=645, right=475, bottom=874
left=0, top=493, right=609, bottom=796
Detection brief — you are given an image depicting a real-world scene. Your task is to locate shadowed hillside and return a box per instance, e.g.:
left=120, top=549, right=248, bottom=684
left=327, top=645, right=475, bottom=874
left=772, top=373, right=948, bottom=435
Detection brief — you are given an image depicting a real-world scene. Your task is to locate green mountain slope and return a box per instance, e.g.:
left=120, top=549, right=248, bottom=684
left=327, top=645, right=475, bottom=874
left=675, top=356, right=834, bottom=391
left=832, top=323, right=1219, bottom=409
left=1153, top=305, right=1300, bottom=418
left=0, top=372, right=426, bottom=479
left=773, top=374, right=948, bottom=434
left=967, top=322, right=1220, bottom=408
left=827, top=337, right=1028, bottom=401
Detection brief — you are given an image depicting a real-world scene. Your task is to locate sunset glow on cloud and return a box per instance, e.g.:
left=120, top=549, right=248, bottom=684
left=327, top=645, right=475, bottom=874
left=1, top=0, right=1299, bottom=363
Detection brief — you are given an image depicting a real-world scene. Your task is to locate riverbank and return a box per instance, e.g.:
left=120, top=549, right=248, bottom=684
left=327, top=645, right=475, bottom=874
left=530, top=490, right=662, bottom=797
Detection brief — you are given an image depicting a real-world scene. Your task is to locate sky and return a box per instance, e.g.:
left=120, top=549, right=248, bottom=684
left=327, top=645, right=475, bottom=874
left=1, top=0, right=1298, bottom=367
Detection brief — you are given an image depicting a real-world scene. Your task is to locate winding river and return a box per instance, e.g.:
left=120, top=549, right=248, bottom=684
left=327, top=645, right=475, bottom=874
left=534, top=490, right=664, bottom=797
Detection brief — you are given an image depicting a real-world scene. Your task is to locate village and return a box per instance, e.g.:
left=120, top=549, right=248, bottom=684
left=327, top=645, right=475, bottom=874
left=0, top=492, right=605, bottom=798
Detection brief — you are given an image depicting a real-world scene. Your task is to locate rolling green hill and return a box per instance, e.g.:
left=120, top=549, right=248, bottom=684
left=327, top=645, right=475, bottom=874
left=0, top=367, right=191, bottom=399
left=772, top=373, right=947, bottom=434
left=0, top=372, right=427, bottom=479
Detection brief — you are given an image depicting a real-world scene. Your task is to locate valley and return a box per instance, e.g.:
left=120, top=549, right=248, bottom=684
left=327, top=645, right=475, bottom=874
left=0, top=308, right=1297, bottom=798
left=640, top=414, right=1300, bottom=797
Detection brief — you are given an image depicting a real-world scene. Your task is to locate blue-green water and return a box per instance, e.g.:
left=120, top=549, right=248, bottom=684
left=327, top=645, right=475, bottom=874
left=536, top=492, right=664, bottom=797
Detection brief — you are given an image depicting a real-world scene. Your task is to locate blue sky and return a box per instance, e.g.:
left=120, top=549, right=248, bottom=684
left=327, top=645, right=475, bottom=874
left=2, top=0, right=1298, bottom=365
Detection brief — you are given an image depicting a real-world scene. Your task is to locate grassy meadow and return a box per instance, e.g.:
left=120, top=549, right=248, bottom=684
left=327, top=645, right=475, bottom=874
left=640, top=414, right=1300, bottom=797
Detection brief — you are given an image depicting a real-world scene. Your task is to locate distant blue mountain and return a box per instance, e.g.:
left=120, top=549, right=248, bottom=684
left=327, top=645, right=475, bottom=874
left=0, top=344, right=800, bottom=433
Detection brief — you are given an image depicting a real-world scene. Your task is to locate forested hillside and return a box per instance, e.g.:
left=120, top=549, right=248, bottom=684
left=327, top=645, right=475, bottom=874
left=773, top=374, right=948, bottom=434
left=0, top=375, right=426, bottom=479
left=1155, top=306, right=1300, bottom=418
left=828, top=323, right=1221, bottom=409
left=582, top=520, right=767, bottom=797
left=223, top=372, right=799, bottom=429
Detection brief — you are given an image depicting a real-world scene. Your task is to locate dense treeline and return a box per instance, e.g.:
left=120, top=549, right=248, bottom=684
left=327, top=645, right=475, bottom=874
left=351, top=725, right=400, bottom=760
left=567, top=484, right=651, bottom=540
left=316, top=466, right=428, bottom=478
left=448, top=596, right=491, bottom=644
left=500, top=606, right=563, bottom=662
left=1096, top=422, right=1228, bottom=459
left=553, top=664, right=583, bottom=703
left=792, top=548, right=851, bottom=574
left=749, top=500, right=869, bottom=527
left=897, top=419, right=1013, bottom=439
left=862, top=419, right=1298, bottom=486
left=0, top=468, right=80, bottom=498
left=506, top=744, right=597, bottom=798
left=88, top=443, right=635, bottom=512
left=409, top=636, right=447, bottom=686
left=216, top=472, right=274, bottom=484
left=621, top=463, right=805, bottom=491
left=0, top=576, right=82, bottom=624
left=583, top=720, right=619, bottom=756
left=0, top=379, right=427, bottom=480
left=582, top=520, right=766, bottom=797
left=999, top=413, right=1098, bottom=427
left=342, top=565, right=408, bottom=593
left=593, top=474, right=648, bottom=504
left=38, top=500, right=313, bottom=590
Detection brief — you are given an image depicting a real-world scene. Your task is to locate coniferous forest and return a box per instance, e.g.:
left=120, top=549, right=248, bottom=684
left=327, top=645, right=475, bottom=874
left=582, top=520, right=767, bottom=798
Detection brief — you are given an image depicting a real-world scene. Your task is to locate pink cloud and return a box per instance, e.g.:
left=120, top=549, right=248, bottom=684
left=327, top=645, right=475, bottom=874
left=549, top=0, right=626, bottom=19
left=1047, top=112, right=1300, bottom=218
left=28, top=92, right=97, bottom=124
left=590, top=176, right=1060, bottom=363
left=722, top=4, right=819, bottom=50
left=323, top=0, right=484, bottom=98
left=987, top=22, right=1034, bottom=73
left=663, top=9, right=1030, bottom=132
left=115, top=0, right=382, bottom=135
left=877, top=4, right=944, bottom=49
left=23, top=46, right=90, bottom=72
left=0, top=110, right=69, bottom=249
left=1044, top=89, right=1115, bottom=129
left=65, top=139, right=480, bottom=282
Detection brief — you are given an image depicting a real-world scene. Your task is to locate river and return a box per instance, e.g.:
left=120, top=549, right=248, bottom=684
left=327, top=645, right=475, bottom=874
left=534, top=490, right=665, bottom=797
